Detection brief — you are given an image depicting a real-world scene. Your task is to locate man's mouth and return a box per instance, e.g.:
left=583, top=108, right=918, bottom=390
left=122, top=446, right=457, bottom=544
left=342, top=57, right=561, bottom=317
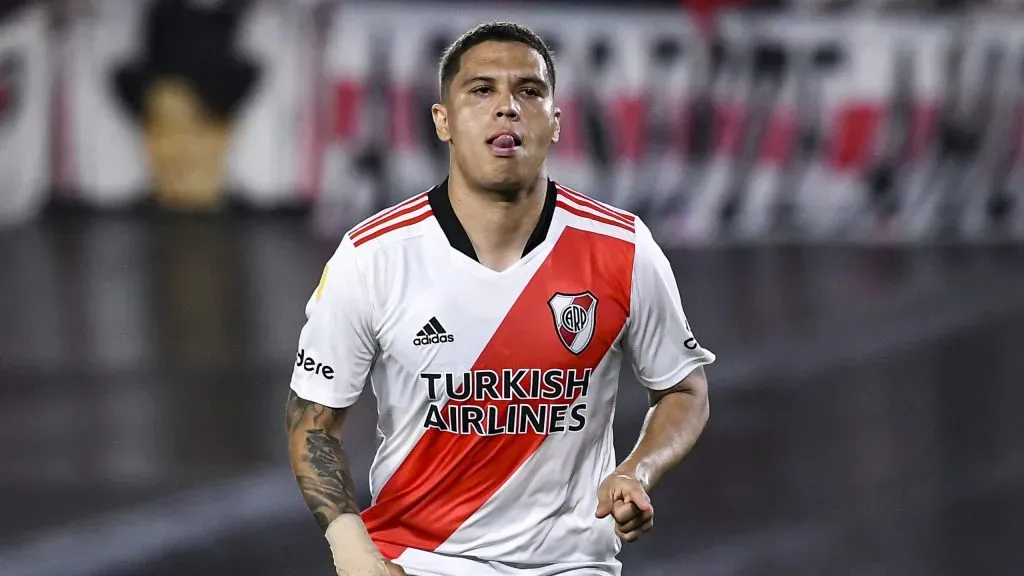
left=487, top=131, right=522, bottom=148
left=487, top=131, right=522, bottom=156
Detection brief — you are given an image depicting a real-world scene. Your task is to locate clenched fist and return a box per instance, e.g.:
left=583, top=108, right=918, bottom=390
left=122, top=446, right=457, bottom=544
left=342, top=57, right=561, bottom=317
left=594, top=473, right=654, bottom=543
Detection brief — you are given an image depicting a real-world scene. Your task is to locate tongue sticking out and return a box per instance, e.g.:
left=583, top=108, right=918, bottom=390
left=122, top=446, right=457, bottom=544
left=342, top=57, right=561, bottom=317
left=492, top=134, right=517, bottom=149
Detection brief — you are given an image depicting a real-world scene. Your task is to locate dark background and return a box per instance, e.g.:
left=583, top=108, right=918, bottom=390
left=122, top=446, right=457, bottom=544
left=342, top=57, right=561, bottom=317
left=2, top=210, right=1022, bottom=576
left=3, top=0, right=1024, bottom=575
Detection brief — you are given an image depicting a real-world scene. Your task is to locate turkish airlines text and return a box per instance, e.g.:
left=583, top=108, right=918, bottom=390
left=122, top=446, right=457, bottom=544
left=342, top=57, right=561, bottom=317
left=418, top=368, right=592, bottom=436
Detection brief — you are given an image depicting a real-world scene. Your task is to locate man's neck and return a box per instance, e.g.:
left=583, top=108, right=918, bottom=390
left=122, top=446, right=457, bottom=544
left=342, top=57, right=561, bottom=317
left=447, top=172, right=548, bottom=272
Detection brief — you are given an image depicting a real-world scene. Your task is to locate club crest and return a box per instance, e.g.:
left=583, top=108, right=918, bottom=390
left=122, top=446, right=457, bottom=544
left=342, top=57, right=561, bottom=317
left=548, top=291, right=598, bottom=355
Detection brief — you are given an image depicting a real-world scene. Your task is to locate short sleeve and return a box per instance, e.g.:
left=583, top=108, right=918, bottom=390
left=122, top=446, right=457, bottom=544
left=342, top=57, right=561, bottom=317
left=625, top=219, right=716, bottom=390
left=289, top=235, right=376, bottom=408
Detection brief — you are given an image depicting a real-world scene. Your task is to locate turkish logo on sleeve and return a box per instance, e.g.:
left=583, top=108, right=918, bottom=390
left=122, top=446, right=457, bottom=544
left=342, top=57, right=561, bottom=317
left=548, top=291, right=599, bottom=355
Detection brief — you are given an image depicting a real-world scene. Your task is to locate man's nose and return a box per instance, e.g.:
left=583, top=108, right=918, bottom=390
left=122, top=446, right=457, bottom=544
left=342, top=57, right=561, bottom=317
left=495, top=93, right=520, bottom=120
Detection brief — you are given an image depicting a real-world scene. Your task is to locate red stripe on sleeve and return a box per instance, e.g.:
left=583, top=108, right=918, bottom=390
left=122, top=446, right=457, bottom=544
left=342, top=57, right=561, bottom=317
left=554, top=185, right=635, bottom=225
left=351, top=210, right=433, bottom=247
left=350, top=193, right=430, bottom=239
left=556, top=200, right=636, bottom=233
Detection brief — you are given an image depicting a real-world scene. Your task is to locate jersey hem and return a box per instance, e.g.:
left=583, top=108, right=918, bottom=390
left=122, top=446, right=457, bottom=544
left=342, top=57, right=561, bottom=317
left=638, top=352, right=716, bottom=391
left=290, top=381, right=360, bottom=409
left=393, top=546, right=622, bottom=576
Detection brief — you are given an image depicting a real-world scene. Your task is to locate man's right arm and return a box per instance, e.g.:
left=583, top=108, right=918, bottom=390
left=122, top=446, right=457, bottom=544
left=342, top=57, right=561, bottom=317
left=286, top=390, right=360, bottom=531
left=285, top=238, right=403, bottom=575
left=286, top=390, right=401, bottom=575
left=287, top=236, right=374, bottom=529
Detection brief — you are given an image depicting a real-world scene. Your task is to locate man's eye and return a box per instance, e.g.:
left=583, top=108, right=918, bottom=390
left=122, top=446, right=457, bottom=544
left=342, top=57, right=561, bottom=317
left=521, top=87, right=540, bottom=97
left=472, top=86, right=493, bottom=95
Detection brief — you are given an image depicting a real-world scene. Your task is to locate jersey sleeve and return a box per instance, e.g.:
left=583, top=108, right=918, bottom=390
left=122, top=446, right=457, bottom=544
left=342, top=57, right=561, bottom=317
left=289, top=235, right=376, bottom=408
left=624, top=219, right=716, bottom=390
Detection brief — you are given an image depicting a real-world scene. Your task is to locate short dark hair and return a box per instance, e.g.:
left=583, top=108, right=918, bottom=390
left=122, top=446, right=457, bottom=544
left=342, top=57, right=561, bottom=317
left=438, top=21, right=556, bottom=101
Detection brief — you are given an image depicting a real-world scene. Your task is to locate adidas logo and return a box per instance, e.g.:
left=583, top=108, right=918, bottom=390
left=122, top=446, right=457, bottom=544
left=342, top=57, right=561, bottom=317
left=413, top=317, right=455, bottom=346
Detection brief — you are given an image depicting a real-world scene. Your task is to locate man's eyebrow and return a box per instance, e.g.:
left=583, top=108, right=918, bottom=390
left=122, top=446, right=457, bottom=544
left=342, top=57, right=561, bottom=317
left=461, top=75, right=496, bottom=86
left=517, top=74, right=549, bottom=89
left=460, top=74, right=550, bottom=89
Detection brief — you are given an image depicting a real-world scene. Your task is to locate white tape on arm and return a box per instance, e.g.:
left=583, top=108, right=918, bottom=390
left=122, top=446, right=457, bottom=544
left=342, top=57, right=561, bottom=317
left=324, top=514, right=388, bottom=574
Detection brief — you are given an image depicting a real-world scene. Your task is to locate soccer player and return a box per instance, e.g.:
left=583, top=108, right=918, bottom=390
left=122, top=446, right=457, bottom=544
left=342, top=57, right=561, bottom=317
left=286, top=21, right=715, bottom=576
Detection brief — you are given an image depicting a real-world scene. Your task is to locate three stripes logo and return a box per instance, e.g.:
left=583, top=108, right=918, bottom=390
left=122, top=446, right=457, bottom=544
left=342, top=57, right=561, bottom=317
left=413, top=317, right=454, bottom=346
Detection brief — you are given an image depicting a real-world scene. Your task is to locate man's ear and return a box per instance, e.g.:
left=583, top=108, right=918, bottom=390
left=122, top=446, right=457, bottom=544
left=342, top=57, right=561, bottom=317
left=432, top=103, right=450, bottom=142
left=551, top=106, right=561, bottom=144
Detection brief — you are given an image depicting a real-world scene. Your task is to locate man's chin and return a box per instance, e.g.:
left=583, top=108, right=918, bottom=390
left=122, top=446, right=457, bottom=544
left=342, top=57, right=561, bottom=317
left=478, top=177, right=534, bottom=199
left=480, top=165, right=545, bottom=193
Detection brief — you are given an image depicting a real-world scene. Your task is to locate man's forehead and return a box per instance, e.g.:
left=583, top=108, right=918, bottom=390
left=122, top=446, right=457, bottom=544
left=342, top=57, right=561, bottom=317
left=457, top=41, right=547, bottom=79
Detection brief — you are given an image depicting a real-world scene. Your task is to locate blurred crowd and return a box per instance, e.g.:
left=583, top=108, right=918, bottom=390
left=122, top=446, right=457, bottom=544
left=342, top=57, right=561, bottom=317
left=2, top=0, right=1024, bottom=245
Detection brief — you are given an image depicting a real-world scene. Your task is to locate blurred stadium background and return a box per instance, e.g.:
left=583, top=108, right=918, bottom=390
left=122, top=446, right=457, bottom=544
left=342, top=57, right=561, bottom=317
left=1, top=0, right=1023, bottom=575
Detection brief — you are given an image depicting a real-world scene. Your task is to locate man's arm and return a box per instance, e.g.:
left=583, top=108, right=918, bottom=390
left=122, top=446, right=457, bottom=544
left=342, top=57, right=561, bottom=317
left=285, top=390, right=360, bottom=531
left=614, top=366, right=710, bottom=492
left=286, top=390, right=403, bottom=575
left=595, top=217, right=715, bottom=541
left=285, top=239, right=404, bottom=574
left=614, top=219, right=714, bottom=491
left=594, top=367, right=710, bottom=541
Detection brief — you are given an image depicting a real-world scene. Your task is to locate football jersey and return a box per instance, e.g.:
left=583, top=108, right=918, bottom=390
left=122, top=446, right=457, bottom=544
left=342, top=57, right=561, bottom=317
left=289, top=179, right=716, bottom=576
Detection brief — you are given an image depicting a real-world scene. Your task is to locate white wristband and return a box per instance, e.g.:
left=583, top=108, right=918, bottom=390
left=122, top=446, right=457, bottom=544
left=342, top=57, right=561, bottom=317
left=324, top=514, right=386, bottom=573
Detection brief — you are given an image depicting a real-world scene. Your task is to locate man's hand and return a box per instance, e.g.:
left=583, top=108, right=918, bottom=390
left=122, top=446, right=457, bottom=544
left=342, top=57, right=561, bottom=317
left=384, top=560, right=407, bottom=575
left=595, top=473, right=654, bottom=542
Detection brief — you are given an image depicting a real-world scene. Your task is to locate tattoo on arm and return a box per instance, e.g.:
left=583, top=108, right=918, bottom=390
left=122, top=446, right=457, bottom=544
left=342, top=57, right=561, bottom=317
left=303, top=429, right=360, bottom=529
left=286, top=391, right=361, bottom=531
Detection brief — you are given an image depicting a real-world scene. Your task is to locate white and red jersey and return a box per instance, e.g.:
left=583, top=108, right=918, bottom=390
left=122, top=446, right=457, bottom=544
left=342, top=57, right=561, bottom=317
left=289, top=179, right=716, bottom=576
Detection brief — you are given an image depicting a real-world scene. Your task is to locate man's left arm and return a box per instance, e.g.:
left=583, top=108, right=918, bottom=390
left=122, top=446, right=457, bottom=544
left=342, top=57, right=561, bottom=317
left=595, top=218, right=715, bottom=542
left=595, top=369, right=711, bottom=542
left=617, top=365, right=709, bottom=493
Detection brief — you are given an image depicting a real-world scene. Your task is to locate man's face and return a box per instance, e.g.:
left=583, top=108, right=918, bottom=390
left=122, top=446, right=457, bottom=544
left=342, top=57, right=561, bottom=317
left=432, top=41, right=560, bottom=193
left=142, top=78, right=231, bottom=210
